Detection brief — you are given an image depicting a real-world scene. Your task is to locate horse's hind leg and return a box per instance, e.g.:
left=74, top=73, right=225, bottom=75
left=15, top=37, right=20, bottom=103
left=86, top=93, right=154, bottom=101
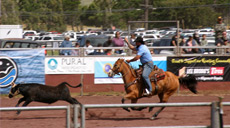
left=150, top=93, right=170, bottom=120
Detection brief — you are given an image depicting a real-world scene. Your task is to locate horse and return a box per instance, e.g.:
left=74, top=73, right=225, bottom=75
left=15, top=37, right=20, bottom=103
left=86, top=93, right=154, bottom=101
left=108, top=58, right=197, bottom=119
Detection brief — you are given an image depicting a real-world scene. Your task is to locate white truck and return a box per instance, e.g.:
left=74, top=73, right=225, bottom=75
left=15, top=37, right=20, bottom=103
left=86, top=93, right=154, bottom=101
left=0, top=25, right=23, bottom=39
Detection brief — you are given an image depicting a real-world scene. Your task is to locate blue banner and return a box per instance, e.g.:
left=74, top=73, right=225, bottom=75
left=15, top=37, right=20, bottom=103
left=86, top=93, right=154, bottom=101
left=94, top=57, right=167, bottom=84
left=0, top=49, right=45, bottom=94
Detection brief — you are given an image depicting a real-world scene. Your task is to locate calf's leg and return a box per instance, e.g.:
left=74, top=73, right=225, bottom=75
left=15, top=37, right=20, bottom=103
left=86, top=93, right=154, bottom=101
left=16, top=100, right=32, bottom=115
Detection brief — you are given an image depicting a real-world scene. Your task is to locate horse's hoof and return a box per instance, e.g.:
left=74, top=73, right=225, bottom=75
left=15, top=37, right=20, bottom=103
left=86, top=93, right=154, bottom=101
left=149, top=107, right=154, bottom=112
left=150, top=116, right=156, bottom=120
left=123, top=108, right=130, bottom=112
left=16, top=111, right=21, bottom=115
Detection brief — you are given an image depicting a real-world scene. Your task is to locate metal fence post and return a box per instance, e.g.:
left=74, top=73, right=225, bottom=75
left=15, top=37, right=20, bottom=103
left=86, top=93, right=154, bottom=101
left=74, top=104, right=80, bottom=128
left=81, top=106, right=86, bottom=128
left=66, top=105, right=71, bottom=128
left=219, top=97, right=224, bottom=128
left=211, top=101, right=220, bottom=128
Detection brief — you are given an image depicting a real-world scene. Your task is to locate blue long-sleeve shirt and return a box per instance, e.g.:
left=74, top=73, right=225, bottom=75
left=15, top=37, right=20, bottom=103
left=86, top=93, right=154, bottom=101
left=60, top=40, right=73, bottom=55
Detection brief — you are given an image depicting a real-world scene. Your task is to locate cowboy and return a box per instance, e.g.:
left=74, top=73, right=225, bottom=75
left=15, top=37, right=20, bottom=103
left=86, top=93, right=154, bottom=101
left=124, top=36, right=154, bottom=96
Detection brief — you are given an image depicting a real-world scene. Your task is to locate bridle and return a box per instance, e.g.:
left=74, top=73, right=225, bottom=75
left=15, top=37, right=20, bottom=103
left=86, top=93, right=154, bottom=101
left=111, top=59, right=139, bottom=91
left=111, top=59, right=124, bottom=75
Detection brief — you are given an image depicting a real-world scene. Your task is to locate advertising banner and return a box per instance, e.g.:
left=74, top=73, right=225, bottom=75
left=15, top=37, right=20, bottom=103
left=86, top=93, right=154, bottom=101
left=167, top=56, right=230, bottom=81
left=0, top=49, right=45, bottom=94
left=94, top=57, right=167, bottom=84
left=45, top=57, right=94, bottom=74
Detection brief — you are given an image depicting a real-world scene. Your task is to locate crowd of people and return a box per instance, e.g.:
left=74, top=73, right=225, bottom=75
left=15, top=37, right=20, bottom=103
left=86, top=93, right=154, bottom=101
left=169, top=16, right=229, bottom=54
left=58, top=16, right=229, bottom=56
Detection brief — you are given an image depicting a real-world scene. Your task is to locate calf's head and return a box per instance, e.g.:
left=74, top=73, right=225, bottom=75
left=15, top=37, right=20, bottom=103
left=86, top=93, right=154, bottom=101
left=8, top=82, right=20, bottom=98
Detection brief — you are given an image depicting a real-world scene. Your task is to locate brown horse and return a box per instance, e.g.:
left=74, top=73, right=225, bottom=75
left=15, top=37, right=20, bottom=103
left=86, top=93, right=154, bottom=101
left=108, top=58, right=197, bottom=119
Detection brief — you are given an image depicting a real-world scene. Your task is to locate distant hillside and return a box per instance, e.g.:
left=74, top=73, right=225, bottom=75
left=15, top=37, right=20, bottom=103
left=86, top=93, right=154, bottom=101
left=81, top=0, right=93, bottom=6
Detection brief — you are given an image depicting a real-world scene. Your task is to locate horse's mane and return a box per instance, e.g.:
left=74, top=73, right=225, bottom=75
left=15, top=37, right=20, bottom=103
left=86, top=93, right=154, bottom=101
left=120, top=59, right=137, bottom=78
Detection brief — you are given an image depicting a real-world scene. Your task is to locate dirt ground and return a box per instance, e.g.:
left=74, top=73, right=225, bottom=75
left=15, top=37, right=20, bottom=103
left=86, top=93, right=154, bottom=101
left=1, top=92, right=230, bottom=128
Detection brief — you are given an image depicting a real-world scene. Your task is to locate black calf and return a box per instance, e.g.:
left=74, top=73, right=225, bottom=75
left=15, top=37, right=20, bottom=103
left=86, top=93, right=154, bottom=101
left=8, top=82, right=82, bottom=114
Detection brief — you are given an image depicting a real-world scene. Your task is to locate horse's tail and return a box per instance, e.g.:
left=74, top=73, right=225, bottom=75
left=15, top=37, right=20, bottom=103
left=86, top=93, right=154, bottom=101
left=179, top=75, right=197, bottom=94
left=63, top=82, right=82, bottom=88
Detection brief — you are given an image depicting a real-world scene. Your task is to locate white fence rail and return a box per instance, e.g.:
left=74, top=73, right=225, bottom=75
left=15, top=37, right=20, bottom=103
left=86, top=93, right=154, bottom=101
left=80, top=102, right=230, bottom=128
left=0, top=106, right=72, bottom=128
left=1, top=102, right=230, bottom=128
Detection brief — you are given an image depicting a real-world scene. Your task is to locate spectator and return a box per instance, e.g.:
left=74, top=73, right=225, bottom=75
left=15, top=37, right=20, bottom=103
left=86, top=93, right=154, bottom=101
left=214, top=16, right=226, bottom=44
left=60, top=35, right=73, bottom=55
left=222, top=32, right=230, bottom=53
left=221, top=32, right=228, bottom=46
left=215, top=32, right=228, bottom=46
left=93, top=43, right=105, bottom=55
left=193, top=32, right=200, bottom=45
left=103, top=36, right=113, bottom=55
left=84, top=40, right=94, bottom=55
left=130, top=33, right=136, bottom=46
left=71, top=43, right=80, bottom=56
left=185, top=36, right=199, bottom=53
left=170, top=32, right=185, bottom=54
left=170, top=32, right=185, bottom=46
left=112, top=31, right=124, bottom=54
left=200, top=34, right=208, bottom=46
left=200, top=34, right=208, bottom=53
left=216, top=32, right=229, bottom=54
left=103, top=36, right=113, bottom=47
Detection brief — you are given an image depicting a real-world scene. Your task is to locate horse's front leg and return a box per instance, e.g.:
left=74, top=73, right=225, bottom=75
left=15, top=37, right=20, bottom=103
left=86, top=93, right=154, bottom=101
left=121, top=92, right=139, bottom=112
left=121, top=98, right=130, bottom=112
left=130, top=99, right=147, bottom=111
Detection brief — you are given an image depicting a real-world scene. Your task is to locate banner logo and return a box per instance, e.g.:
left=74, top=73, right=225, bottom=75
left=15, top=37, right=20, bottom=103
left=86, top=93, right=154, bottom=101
left=48, top=59, right=58, bottom=70
left=210, top=67, right=224, bottom=75
left=103, top=63, right=112, bottom=74
left=0, top=57, right=18, bottom=87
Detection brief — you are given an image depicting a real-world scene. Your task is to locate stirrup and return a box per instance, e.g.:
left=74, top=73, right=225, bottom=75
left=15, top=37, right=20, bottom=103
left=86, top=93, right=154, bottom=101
left=143, top=89, right=152, bottom=97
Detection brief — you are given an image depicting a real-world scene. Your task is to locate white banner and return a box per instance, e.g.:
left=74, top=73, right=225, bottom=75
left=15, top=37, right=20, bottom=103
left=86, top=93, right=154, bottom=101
left=45, top=57, right=94, bottom=74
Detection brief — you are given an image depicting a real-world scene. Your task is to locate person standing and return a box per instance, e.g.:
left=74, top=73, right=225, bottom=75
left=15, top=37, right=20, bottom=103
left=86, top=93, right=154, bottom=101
left=112, top=31, right=124, bottom=54
left=60, top=35, right=73, bottom=55
left=214, top=16, right=226, bottom=44
left=124, top=36, right=154, bottom=96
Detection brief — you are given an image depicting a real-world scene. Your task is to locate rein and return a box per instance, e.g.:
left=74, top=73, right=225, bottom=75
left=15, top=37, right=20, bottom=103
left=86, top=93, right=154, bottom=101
left=121, top=61, right=139, bottom=91
left=112, top=59, right=139, bottom=91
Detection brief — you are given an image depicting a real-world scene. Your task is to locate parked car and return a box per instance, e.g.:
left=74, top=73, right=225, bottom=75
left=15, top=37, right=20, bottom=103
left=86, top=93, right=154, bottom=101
left=103, top=31, right=116, bottom=37
left=24, top=35, right=40, bottom=41
left=38, top=35, right=64, bottom=41
left=77, top=35, right=109, bottom=47
left=0, top=38, right=44, bottom=48
left=152, top=34, right=175, bottom=54
left=23, top=30, right=37, bottom=37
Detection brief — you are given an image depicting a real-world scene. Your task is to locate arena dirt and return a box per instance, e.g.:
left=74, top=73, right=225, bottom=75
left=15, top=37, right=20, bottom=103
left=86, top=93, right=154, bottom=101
left=1, top=93, right=230, bottom=128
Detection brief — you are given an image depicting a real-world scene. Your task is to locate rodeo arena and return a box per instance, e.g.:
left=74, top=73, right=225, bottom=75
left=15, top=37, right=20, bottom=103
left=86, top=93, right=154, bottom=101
left=1, top=20, right=230, bottom=128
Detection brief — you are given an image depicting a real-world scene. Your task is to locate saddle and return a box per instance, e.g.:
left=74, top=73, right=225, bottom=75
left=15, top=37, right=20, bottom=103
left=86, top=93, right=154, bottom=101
left=135, top=65, right=165, bottom=82
left=135, top=65, right=165, bottom=95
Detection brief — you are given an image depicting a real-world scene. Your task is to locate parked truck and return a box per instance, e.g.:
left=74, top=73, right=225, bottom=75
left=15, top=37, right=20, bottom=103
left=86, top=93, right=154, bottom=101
left=0, top=25, right=23, bottom=39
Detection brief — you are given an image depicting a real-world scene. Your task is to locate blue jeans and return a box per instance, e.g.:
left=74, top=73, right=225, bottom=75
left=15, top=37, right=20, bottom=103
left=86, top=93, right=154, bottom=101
left=142, top=62, right=154, bottom=92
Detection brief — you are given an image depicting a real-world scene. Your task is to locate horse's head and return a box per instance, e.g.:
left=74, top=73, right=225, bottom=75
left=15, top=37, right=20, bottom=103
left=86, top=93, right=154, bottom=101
left=108, top=59, right=125, bottom=77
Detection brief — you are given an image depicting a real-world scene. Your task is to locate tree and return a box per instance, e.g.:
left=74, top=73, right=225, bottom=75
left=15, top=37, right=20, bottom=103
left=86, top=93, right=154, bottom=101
left=18, top=0, right=66, bottom=32
left=149, top=0, right=221, bottom=29
left=1, top=0, right=20, bottom=24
